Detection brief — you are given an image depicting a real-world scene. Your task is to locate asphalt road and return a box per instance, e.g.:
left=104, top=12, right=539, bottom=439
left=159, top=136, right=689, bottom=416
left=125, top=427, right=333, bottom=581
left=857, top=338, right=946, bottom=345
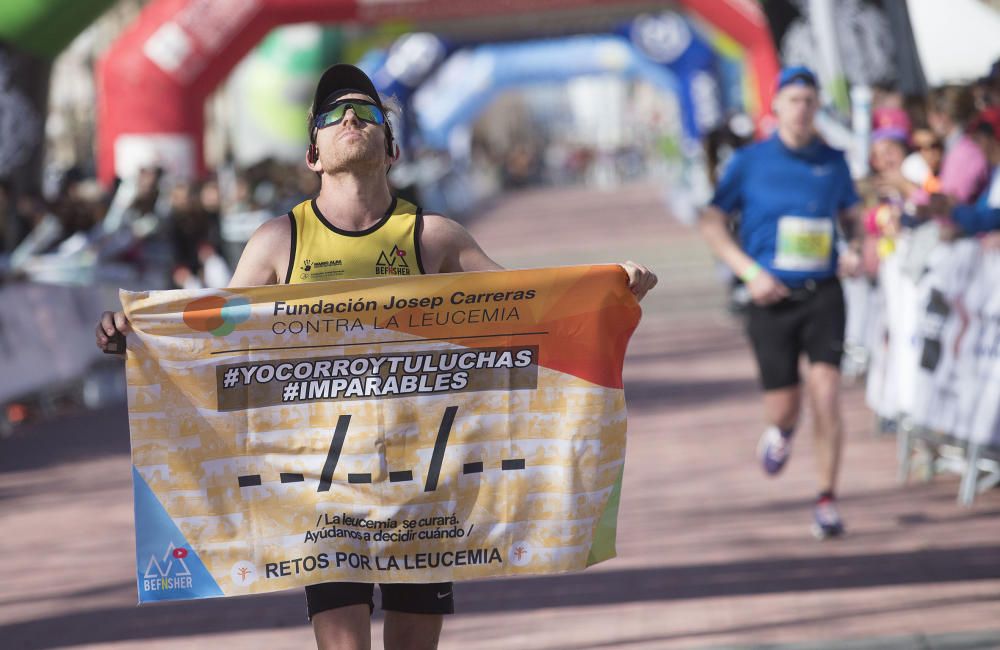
left=2, top=183, right=998, bottom=649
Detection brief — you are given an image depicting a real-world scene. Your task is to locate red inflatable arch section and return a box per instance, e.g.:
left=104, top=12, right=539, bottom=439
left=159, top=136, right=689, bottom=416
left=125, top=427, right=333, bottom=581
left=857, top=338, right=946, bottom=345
left=96, top=0, right=778, bottom=185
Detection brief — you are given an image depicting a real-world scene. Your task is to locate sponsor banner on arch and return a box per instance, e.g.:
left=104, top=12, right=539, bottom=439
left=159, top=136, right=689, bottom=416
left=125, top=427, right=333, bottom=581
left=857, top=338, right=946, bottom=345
left=122, top=265, right=639, bottom=602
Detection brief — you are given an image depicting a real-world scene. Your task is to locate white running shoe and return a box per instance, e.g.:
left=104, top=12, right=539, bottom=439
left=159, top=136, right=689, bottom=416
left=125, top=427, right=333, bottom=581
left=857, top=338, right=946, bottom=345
left=757, top=426, right=793, bottom=475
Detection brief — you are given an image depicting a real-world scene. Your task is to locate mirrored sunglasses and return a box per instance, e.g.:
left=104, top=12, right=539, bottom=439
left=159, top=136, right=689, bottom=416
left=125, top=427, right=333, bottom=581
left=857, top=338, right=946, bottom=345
left=314, top=101, right=386, bottom=130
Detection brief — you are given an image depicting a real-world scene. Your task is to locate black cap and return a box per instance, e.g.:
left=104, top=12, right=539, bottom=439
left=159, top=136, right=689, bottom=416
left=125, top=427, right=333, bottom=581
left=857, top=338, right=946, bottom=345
left=311, top=63, right=383, bottom=117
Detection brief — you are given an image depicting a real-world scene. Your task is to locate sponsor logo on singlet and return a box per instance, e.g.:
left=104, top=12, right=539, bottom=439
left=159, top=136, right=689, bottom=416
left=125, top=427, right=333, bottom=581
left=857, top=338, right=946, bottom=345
left=300, top=258, right=344, bottom=280
left=376, top=245, right=410, bottom=276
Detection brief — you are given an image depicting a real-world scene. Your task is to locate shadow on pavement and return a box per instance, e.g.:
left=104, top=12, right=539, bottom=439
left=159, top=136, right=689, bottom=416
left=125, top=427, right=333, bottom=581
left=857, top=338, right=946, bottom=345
left=571, top=598, right=1000, bottom=650
left=0, top=405, right=130, bottom=474
left=624, top=377, right=758, bottom=410
left=4, top=545, right=999, bottom=648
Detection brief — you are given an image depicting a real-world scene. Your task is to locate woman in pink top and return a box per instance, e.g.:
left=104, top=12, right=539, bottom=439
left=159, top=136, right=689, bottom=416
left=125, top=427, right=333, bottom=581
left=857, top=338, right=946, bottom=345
left=926, top=85, right=990, bottom=203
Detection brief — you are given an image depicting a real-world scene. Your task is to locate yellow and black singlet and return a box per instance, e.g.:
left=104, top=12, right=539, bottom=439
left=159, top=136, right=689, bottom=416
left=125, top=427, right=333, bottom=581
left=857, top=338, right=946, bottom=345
left=285, top=197, right=426, bottom=284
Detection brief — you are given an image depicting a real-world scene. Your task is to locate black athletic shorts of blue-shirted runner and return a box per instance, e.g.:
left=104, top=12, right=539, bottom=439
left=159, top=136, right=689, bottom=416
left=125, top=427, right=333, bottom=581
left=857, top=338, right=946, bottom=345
left=745, top=277, right=846, bottom=391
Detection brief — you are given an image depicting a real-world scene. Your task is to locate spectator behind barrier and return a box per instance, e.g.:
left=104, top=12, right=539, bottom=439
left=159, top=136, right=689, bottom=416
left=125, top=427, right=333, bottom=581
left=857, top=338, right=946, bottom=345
left=903, top=127, right=944, bottom=194
left=169, top=180, right=229, bottom=289
left=925, top=85, right=990, bottom=204
left=949, top=108, right=1000, bottom=236
left=859, top=128, right=910, bottom=275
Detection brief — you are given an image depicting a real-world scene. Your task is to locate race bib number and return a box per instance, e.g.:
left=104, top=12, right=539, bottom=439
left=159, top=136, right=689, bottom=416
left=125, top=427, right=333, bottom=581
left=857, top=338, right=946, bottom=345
left=774, top=215, right=834, bottom=271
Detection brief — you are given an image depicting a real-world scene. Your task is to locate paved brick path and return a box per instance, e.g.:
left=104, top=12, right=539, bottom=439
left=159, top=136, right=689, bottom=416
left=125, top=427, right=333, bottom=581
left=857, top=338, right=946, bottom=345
left=2, top=183, right=998, bottom=649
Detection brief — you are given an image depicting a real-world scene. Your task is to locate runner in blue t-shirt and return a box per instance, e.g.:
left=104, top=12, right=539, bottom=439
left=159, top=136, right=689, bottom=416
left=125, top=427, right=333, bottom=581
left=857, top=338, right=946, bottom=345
left=699, top=67, right=862, bottom=539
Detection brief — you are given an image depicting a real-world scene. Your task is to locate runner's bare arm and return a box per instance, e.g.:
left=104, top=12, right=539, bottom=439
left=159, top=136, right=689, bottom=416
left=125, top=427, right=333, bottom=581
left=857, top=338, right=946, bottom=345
left=699, top=205, right=788, bottom=305
left=228, top=214, right=292, bottom=287
left=698, top=205, right=756, bottom=276
left=419, top=213, right=504, bottom=274
left=838, top=203, right=863, bottom=243
left=838, top=203, right=864, bottom=276
left=420, top=214, right=657, bottom=302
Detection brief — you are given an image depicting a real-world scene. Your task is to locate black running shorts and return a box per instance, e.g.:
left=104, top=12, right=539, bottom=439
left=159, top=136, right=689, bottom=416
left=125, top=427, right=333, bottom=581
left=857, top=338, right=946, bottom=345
left=745, top=277, right=846, bottom=390
left=305, top=581, right=455, bottom=619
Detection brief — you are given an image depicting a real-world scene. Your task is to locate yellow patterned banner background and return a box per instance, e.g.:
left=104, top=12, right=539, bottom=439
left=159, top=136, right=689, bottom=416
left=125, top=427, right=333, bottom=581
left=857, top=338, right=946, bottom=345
left=122, top=265, right=640, bottom=603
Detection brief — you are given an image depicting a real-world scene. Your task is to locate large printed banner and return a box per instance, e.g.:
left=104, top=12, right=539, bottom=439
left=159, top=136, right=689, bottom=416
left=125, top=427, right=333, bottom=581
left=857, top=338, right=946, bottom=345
left=122, top=265, right=640, bottom=603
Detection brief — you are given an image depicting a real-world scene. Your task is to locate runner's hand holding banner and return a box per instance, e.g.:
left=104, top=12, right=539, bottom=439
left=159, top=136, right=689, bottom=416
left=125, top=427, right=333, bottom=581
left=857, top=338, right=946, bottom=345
left=122, top=265, right=640, bottom=603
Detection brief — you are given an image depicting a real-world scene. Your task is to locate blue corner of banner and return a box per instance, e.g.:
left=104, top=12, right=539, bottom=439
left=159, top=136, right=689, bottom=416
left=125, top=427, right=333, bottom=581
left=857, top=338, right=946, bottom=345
left=132, top=466, right=224, bottom=603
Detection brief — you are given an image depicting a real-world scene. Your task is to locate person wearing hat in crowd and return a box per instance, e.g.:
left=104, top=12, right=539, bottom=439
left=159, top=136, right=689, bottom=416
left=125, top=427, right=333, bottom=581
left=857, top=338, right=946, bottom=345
left=868, top=103, right=945, bottom=200
left=96, top=63, right=657, bottom=649
left=859, top=125, right=911, bottom=274
left=698, top=66, right=862, bottom=540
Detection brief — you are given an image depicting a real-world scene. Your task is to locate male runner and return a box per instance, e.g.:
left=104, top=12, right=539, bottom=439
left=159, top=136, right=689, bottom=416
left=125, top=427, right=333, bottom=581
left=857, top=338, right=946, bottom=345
left=698, top=66, right=861, bottom=539
left=97, top=63, right=657, bottom=649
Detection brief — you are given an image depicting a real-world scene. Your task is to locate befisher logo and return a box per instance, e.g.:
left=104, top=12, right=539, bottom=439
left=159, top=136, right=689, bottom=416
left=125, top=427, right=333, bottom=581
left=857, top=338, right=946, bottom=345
left=143, top=542, right=194, bottom=592
left=375, top=245, right=410, bottom=275
left=183, top=295, right=251, bottom=336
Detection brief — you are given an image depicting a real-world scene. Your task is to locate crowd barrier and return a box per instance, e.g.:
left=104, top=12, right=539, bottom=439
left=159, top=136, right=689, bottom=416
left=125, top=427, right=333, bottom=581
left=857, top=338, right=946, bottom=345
left=0, top=281, right=125, bottom=419
left=856, top=229, right=1000, bottom=504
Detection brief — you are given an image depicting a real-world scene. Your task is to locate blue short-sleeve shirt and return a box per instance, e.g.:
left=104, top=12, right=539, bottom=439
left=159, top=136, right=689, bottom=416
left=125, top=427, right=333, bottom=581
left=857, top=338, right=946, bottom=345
left=710, top=135, right=859, bottom=287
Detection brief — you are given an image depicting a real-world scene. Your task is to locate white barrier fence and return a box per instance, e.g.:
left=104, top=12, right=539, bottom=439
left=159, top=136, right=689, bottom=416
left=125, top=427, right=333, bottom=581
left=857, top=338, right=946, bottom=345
left=0, top=282, right=122, bottom=407
left=856, top=232, right=1000, bottom=504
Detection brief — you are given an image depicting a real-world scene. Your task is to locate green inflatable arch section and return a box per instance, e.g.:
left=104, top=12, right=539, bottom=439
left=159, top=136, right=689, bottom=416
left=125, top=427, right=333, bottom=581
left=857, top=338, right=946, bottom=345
left=0, top=0, right=116, bottom=59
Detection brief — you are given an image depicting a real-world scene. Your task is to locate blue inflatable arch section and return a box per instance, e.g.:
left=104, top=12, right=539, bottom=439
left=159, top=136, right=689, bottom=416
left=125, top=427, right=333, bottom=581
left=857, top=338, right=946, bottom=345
left=409, top=34, right=686, bottom=150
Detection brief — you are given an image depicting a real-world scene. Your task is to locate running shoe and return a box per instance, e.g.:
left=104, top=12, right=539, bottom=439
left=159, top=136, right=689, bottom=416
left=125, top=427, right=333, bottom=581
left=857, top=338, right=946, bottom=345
left=812, top=498, right=846, bottom=539
left=757, top=426, right=793, bottom=475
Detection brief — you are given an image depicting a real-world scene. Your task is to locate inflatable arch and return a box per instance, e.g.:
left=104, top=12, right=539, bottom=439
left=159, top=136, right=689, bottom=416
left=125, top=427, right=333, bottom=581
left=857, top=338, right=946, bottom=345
left=368, top=11, right=727, bottom=151
left=96, top=0, right=777, bottom=184
left=410, top=34, right=684, bottom=151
